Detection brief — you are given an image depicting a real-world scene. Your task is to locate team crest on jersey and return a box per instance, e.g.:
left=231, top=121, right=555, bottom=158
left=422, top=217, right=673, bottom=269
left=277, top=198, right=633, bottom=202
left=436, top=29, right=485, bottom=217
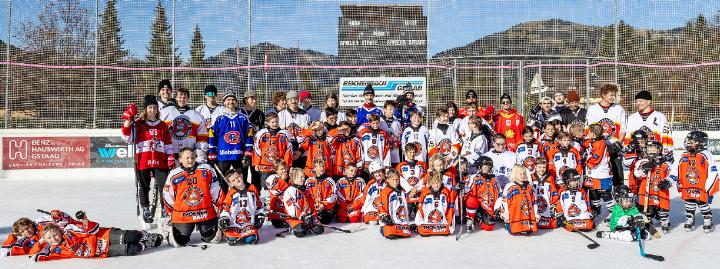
left=172, top=115, right=193, bottom=140
left=598, top=118, right=616, bottom=137
left=568, top=204, right=581, bottom=217
left=367, top=145, right=380, bottom=159
left=287, top=123, right=302, bottom=139
left=519, top=199, right=531, bottom=216
left=235, top=208, right=252, bottom=224
left=481, top=190, right=494, bottom=210
left=72, top=243, right=91, bottom=257
left=523, top=157, right=536, bottom=171
left=687, top=167, right=699, bottom=185
left=342, top=149, right=354, bottom=165
left=428, top=209, right=443, bottom=224
left=149, top=137, right=162, bottom=151
left=437, top=139, right=452, bottom=155
left=372, top=197, right=381, bottom=209
left=407, top=176, right=420, bottom=186
left=264, top=147, right=280, bottom=162
left=536, top=196, right=548, bottom=213
left=396, top=205, right=408, bottom=222
left=224, top=131, right=242, bottom=144
left=313, top=152, right=327, bottom=164
left=183, top=186, right=205, bottom=207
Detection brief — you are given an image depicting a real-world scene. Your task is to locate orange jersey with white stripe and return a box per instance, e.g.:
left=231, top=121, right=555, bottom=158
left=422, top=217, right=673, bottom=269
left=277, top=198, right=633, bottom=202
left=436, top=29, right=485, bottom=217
left=633, top=161, right=671, bottom=210
left=424, top=169, right=458, bottom=191
left=282, top=185, right=317, bottom=228
left=546, top=147, right=583, bottom=181
left=305, top=175, right=337, bottom=211
left=336, top=177, right=366, bottom=222
left=2, top=212, right=79, bottom=257
left=299, top=134, right=335, bottom=177
left=624, top=109, right=673, bottom=151
left=583, top=139, right=612, bottom=187
left=265, top=174, right=289, bottom=221
left=163, top=164, right=222, bottom=224
left=465, top=173, right=501, bottom=215
left=30, top=225, right=112, bottom=262
left=415, top=187, right=456, bottom=236
left=585, top=103, right=627, bottom=142
left=671, top=151, right=720, bottom=203
left=219, top=185, right=262, bottom=239
left=496, top=182, right=538, bottom=234
left=253, top=128, right=293, bottom=173
left=397, top=160, right=427, bottom=203
left=331, top=136, right=363, bottom=176
left=539, top=136, right=558, bottom=156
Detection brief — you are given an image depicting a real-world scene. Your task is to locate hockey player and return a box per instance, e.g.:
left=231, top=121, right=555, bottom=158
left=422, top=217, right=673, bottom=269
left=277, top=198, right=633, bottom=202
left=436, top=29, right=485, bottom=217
left=597, top=185, right=655, bottom=241
left=569, top=122, right=586, bottom=153
left=164, top=88, right=209, bottom=163
left=323, top=108, right=339, bottom=133
left=218, top=169, right=263, bottom=245
left=633, top=141, right=672, bottom=232
left=320, top=93, right=346, bottom=123
left=625, top=90, right=673, bottom=158
left=546, top=132, right=583, bottom=185
left=555, top=170, right=594, bottom=232
left=515, top=127, right=541, bottom=172
left=415, top=171, right=457, bottom=236
left=208, top=90, right=253, bottom=192
left=279, top=90, right=310, bottom=166
left=156, top=79, right=176, bottom=119
left=671, top=131, right=719, bottom=233
left=531, top=158, right=560, bottom=229
left=356, top=84, right=384, bottom=126
left=458, top=90, right=495, bottom=121
left=253, top=112, right=293, bottom=190
left=305, top=158, right=337, bottom=224
left=492, top=93, right=525, bottom=152
left=282, top=167, right=325, bottom=237
left=379, top=169, right=413, bottom=239
left=195, top=85, right=224, bottom=129
left=401, top=111, right=430, bottom=162
left=330, top=121, right=363, bottom=178
left=584, top=124, right=615, bottom=222
left=121, top=95, right=174, bottom=224
left=458, top=102, right=491, bottom=140
left=460, top=116, right=490, bottom=174
left=539, top=121, right=558, bottom=155
left=484, top=134, right=518, bottom=188
left=398, top=143, right=427, bottom=217
left=586, top=84, right=627, bottom=187
left=624, top=130, right=649, bottom=194
left=298, top=121, right=335, bottom=178
left=2, top=210, right=80, bottom=257
left=362, top=162, right=386, bottom=224
left=464, top=156, right=501, bottom=231
left=495, top=165, right=538, bottom=235
left=382, top=100, right=403, bottom=166
left=266, top=160, right=290, bottom=229
left=345, top=108, right=359, bottom=137
left=240, top=90, right=265, bottom=140
left=163, top=148, right=223, bottom=247
left=358, top=114, right=391, bottom=170
left=336, top=165, right=366, bottom=223
left=427, top=154, right=457, bottom=190
left=428, top=109, right=461, bottom=163
left=395, top=82, right=423, bottom=128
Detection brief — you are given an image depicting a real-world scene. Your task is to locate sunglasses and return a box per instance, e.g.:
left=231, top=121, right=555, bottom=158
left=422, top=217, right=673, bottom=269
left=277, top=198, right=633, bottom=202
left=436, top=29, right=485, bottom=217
left=501, top=100, right=511, bottom=104
left=495, top=143, right=506, bottom=146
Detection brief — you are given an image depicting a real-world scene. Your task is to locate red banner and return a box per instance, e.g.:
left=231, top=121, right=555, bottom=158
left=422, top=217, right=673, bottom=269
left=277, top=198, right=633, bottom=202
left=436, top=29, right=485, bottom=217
left=3, top=137, right=90, bottom=170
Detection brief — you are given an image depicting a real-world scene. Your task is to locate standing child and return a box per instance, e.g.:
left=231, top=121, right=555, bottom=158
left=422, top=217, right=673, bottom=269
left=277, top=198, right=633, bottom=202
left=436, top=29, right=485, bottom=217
left=305, top=159, right=338, bottom=224
left=671, top=131, right=719, bottom=233
left=555, top=170, right=594, bottom=232
left=358, top=114, right=392, bottom=171
left=461, top=116, right=490, bottom=174
left=379, top=169, right=413, bottom=239
left=531, top=158, right=560, bottom=229
left=401, top=111, right=430, bottom=162
left=336, top=165, right=366, bottom=223
left=464, top=156, right=501, bottom=231
left=297, top=121, right=334, bottom=178
left=584, top=124, right=614, bottom=222
left=539, top=122, right=558, bottom=155
left=382, top=100, right=403, bottom=167
left=331, top=121, right=363, bottom=179
left=398, top=144, right=427, bottom=218
left=633, top=141, right=672, bottom=232
left=266, top=160, right=290, bottom=228
left=219, top=169, right=264, bottom=245
left=282, top=168, right=324, bottom=237
left=495, top=165, right=538, bottom=235
left=361, top=162, right=387, bottom=224
left=428, top=109, right=461, bottom=163
left=253, top=112, right=293, bottom=190
left=546, top=132, right=583, bottom=187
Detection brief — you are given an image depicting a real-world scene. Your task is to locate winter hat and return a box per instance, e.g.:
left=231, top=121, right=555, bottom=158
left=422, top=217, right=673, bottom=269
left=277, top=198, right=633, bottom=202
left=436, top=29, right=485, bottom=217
left=299, top=90, right=312, bottom=102
left=635, top=90, right=652, bottom=101
left=500, top=93, right=512, bottom=103
left=244, top=90, right=256, bottom=99
left=223, top=89, right=237, bottom=101
left=286, top=90, right=298, bottom=100
left=158, top=79, right=172, bottom=91
left=567, top=90, right=580, bottom=102
left=466, top=90, right=478, bottom=100
left=403, top=82, right=414, bottom=95
left=204, top=85, right=218, bottom=96
left=363, top=84, right=375, bottom=96
left=143, top=95, right=158, bottom=108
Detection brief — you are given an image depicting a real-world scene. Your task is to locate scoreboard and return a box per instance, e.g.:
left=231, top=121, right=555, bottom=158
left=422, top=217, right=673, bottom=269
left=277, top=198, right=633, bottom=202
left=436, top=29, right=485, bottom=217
left=338, top=5, right=427, bottom=65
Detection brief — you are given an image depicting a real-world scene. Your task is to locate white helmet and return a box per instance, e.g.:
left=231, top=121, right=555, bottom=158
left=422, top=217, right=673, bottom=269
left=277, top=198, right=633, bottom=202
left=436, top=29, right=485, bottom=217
left=368, top=161, right=384, bottom=174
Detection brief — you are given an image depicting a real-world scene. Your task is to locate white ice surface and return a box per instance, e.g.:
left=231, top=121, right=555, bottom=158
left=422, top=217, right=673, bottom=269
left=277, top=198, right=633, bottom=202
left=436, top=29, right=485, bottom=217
left=0, top=176, right=718, bottom=269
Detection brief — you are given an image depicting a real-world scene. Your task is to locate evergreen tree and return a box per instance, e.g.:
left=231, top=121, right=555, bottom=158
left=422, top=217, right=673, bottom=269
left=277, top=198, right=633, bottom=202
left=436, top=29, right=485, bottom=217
left=146, top=1, right=179, bottom=67
left=98, top=0, right=126, bottom=64
left=190, top=24, right=205, bottom=67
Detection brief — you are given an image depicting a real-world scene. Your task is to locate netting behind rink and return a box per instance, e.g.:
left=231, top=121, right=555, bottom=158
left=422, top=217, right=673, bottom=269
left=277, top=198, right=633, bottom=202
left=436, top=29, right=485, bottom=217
left=1, top=0, right=720, bottom=130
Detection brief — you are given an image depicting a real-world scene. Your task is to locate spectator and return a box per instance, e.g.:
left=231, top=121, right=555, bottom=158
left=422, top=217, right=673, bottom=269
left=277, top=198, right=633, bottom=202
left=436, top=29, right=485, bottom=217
left=265, top=91, right=287, bottom=115
left=299, top=90, right=321, bottom=122
left=492, top=93, right=525, bottom=152
left=559, top=90, right=587, bottom=126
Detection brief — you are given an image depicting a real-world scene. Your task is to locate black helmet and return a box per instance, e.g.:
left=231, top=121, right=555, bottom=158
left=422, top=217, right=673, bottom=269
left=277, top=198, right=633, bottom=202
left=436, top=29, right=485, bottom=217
left=562, top=169, right=582, bottom=191
left=631, top=130, right=648, bottom=145
left=613, top=185, right=634, bottom=205
left=646, top=140, right=663, bottom=154
left=685, top=131, right=708, bottom=153
left=477, top=156, right=494, bottom=169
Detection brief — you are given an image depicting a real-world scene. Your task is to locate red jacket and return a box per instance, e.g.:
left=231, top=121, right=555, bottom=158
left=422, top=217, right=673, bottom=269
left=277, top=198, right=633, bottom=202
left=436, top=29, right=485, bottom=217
left=121, top=119, right=174, bottom=170
left=492, top=109, right=525, bottom=152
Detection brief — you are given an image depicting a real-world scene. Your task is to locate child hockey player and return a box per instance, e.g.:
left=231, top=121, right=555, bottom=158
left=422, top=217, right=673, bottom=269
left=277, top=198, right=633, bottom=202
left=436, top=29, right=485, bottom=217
left=484, top=134, right=517, bottom=188
left=362, top=162, right=387, bottom=224
left=379, top=169, right=413, bottom=239
left=336, top=165, right=366, bottom=223
left=465, top=156, right=501, bottom=231
left=282, top=168, right=324, bottom=237
left=266, top=160, right=290, bottom=229
left=358, top=114, right=391, bottom=170
left=398, top=144, right=427, bottom=218
left=298, top=121, right=334, bottom=178
left=596, top=185, right=655, bottom=241
left=219, top=169, right=264, bottom=245
left=515, top=127, right=541, bottom=172
left=633, top=141, right=672, bottom=232
left=3, top=210, right=78, bottom=256
left=382, top=100, right=402, bottom=167
left=539, top=122, right=558, bottom=155
left=495, top=165, right=538, bottom=235
left=428, top=109, right=461, bottom=162
left=461, top=116, right=490, bottom=174
left=531, top=158, right=560, bottom=229
left=401, top=111, right=430, bottom=162
left=427, top=154, right=457, bottom=190
left=163, top=148, right=223, bottom=247
left=584, top=124, right=614, bottom=222
left=305, top=158, right=338, bottom=224
left=253, top=112, right=293, bottom=189
left=555, top=170, right=594, bottom=232
left=415, top=171, right=457, bottom=236
left=671, top=131, right=719, bottom=233
left=331, top=121, right=363, bottom=179
left=546, top=132, right=583, bottom=185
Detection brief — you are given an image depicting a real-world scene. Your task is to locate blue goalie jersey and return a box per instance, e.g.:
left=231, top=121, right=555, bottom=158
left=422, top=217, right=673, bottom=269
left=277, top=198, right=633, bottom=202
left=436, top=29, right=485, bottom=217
left=208, top=111, right=253, bottom=162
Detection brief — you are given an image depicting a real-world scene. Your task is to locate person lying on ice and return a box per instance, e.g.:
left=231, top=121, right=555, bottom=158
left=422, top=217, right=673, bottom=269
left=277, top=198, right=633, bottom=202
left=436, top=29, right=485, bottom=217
left=596, top=185, right=660, bottom=241
left=2, top=210, right=79, bottom=257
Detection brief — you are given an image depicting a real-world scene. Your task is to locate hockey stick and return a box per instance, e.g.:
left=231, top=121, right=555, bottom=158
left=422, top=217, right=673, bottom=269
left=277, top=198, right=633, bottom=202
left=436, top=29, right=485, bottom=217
left=132, top=122, right=141, bottom=218
left=455, top=161, right=466, bottom=241
left=637, top=226, right=664, bottom=261
left=270, top=210, right=354, bottom=233
left=187, top=244, right=208, bottom=250
left=563, top=221, right=600, bottom=249
left=36, top=209, right=51, bottom=215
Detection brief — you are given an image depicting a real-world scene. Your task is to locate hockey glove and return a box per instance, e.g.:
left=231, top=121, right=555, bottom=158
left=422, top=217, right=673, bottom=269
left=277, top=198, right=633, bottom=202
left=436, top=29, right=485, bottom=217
left=121, top=103, right=138, bottom=121
left=634, top=214, right=648, bottom=226
left=493, top=209, right=502, bottom=220
left=302, top=214, right=315, bottom=227
left=380, top=214, right=393, bottom=226
left=254, top=213, right=266, bottom=229
left=49, top=210, right=65, bottom=221
left=658, top=179, right=672, bottom=190
left=641, top=161, right=656, bottom=173
left=167, top=154, right=176, bottom=168
left=556, top=215, right=567, bottom=227
left=218, top=216, right=231, bottom=229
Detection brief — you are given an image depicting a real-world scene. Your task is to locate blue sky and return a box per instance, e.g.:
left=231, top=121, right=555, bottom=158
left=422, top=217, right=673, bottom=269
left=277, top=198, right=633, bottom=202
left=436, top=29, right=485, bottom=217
left=1, top=0, right=717, bottom=60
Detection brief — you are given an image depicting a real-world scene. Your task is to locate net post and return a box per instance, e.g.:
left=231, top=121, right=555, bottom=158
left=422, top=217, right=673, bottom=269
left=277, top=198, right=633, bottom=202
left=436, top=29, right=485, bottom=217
left=4, top=0, right=11, bottom=129
left=93, top=0, right=99, bottom=129
left=518, top=60, right=524, bottom=114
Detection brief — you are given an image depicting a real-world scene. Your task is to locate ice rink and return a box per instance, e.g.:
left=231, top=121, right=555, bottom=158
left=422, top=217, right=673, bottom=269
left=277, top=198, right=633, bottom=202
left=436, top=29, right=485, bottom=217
left=0, top=175, right=718, bottom=269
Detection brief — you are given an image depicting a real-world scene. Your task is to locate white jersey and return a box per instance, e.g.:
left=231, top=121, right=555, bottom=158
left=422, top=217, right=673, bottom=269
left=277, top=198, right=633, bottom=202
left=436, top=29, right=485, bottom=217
left=483, top=150, right=517, bottom=188
left=320, top=110, right=347, bottom=123
left=381, top=187, right=411, bottom=226
left=461, top=133, right=488, bottom=173
left=429, top=124, right=460, bottom=160
left=401, top=125, right=430, bottom=162
left=531, top=178, right=557, bottom=219
left=382, top=117, right=403, bottom=164
left=158, top=99, right=176, bottom=121
left=515, top=142, right=541, bottom=171
left=585, top=141, right=612, bottom=179
left=358, top=128, right=391, bottom=167
left=278, top=108, right=310, bottom=143
left=586, top=103, right=627, bottom=143
left=219, top=188, right=263, bottom=229
left=558, top=189, right=593, bottom=221
left=163, top=106, right=209, bottom=162
left=195, top=104, right=225, bottom=129
left=626, top=109, right=673, bottom=152
left=457, top=117, right=489, bottom=139
left=361, top=180, right=386, bottom=220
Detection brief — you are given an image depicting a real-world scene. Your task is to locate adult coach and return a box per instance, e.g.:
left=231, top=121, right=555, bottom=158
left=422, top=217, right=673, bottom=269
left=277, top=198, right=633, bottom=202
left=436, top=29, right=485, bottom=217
left=492, top=93, right=525, bottom=152
left=625, top=90, right=674, bottom=157
left=585, top=84, right=626, bottom=187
